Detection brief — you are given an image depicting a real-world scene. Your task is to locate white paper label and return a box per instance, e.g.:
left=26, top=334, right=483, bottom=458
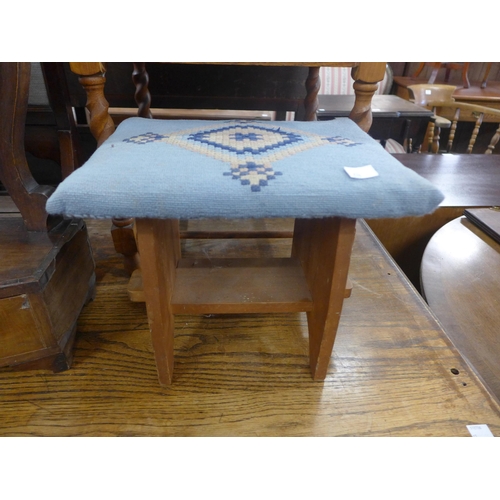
left=344, top=165, right=379, bottom=179
left=467, top=424, right=494, bottom=437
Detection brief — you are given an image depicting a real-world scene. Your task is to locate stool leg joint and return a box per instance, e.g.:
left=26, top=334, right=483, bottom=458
left=135, top=217, right=356, bottom=385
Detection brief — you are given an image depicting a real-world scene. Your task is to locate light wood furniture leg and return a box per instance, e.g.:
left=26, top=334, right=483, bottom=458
left=72, top=63, right=141, bottom=274
left=486, top=123, right=500, bottom=154
left=431, top=123, right=441, bottom=153
left=133, top=216, right=355, bottom=385
left=292, top=217, right=356, bottom=380
left=304, top=67, right=321, bottom=121
left=132, top=63, right=152, bottom=118
left=481, top=62, right=493, bottom=89
left=134, top=218, right=181, bottom=386
left=350, top=62, right=386, bottom=133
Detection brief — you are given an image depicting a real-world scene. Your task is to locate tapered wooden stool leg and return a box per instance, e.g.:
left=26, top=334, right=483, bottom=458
left=292, top=217, right=356, bottom=380
left=135, top=218, right=180, bottom=386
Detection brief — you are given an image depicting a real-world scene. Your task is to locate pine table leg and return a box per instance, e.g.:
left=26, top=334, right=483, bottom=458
left=292, top=217, right=357, bottom=380
left=135, top=218, right=180, bottom=386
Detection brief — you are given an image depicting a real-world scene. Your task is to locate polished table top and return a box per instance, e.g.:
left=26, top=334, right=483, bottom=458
left=393, top=153, right=500, bottom=207
left=318, top=95, right=433, bottom=150
left=421, top=212, right=500, bottom=402
left=365, top=153, right=500, bottom=297
left=318, top=94, right=434, bottom=118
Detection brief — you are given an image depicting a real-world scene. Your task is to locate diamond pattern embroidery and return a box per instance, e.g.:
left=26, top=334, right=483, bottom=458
left=123, top=132, right=166, bottom=144
left=223, top=161, right=282, bottom=192
left=123, top=122, right=360, bottom=191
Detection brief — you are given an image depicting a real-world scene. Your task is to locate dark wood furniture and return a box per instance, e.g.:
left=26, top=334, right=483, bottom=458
left=366, top=153, right=500, bottom=290
left=66, top=62, right=387, bottom=386
left=0, top=217, right=95, bottom=371
left=64, top=62, right=311, bottom=122
left=70, top=62, right=386, bottom=139
left=317, top=94, right=433, bottom=151
left=421, top=210, right=500, bottom=402
left=0, top=63, right=95, bottom=372
left=21, top=63, right=83, bottom=186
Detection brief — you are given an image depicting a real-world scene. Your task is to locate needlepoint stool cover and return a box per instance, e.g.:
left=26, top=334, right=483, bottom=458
left=46, top=118, right=444, bottom=220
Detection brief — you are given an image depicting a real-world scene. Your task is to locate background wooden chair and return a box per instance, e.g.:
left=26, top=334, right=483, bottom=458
left=408, top=83, right=500, bottom=154
left=413, top=62, right=471, bottom=88
left=411, top=62, right=495, bottom=90
left=392, top=63, right=498, bottom=103
left=407, top=84, right=454, bottom=153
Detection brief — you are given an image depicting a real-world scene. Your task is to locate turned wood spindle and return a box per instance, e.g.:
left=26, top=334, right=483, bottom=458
left=467, top=112, right=484, bottom=154
left=72, top=64, right=139, bottom=273
left=431, top=119, right=442, bottom=154
left=446, top=108, right=460, bottom=153
left=111, top=62, right=155, bottom=274
left=304, top=67, right=321, bottom=121
left=132, top=63, right=153, bottom=119
left=78, top=73, right=115, bottom=148
left=486, top=124, right=500, bottom=154
left=350, top=81, right=379, bottom=133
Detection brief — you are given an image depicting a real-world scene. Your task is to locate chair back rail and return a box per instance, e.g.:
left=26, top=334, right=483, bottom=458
left=408, top=84, right=500, bottom=154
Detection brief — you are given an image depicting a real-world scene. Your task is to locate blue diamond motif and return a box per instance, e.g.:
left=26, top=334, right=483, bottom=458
left=187, top=124, right=304, bottom=157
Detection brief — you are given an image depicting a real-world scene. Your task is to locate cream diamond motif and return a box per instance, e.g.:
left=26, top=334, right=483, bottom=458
left=123, top=122, right=360, bottom=191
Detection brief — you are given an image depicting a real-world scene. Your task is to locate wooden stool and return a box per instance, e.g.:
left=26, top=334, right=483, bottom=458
left=134, top=216, right=355, bottom=385
left=46, top=116, right=444, bottom=386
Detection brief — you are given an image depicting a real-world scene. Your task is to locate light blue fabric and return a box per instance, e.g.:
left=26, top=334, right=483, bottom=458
left=46, top=118, right=444, bottom=220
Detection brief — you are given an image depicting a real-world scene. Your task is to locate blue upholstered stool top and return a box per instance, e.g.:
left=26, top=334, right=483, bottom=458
left=46, top=118, right=444, bottom=220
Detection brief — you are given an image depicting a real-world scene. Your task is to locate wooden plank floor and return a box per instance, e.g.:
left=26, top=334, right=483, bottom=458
left=1, top=217, right=500, bottom=436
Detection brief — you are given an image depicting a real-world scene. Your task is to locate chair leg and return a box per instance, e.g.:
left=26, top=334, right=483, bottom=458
left=292, top=217, right=356, bottom=380
left=431, top=126, right=441, bottom=154
left=135, top=218, right=181, bottom=386
left=481, top=62, right=493, bottom=89
left=111, top=218, right=140, bottom=275
left=467, top=113, right=484, bottom=154
left=486, top=123, right=500, bottom=154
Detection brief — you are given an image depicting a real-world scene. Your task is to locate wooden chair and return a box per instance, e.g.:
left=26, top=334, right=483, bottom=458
left=408, top=84, right=500, bottom=154
left=407, top=84, right=454, bottom=153
left=413, top=62, right=471, bottom=89
left=25, top=63, right=82, bottom=180
left=412, top=62, right=494, bottom=90
left=66, top=63, right=389, bottom=274
left=45, top=62, right=444, bottom=386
